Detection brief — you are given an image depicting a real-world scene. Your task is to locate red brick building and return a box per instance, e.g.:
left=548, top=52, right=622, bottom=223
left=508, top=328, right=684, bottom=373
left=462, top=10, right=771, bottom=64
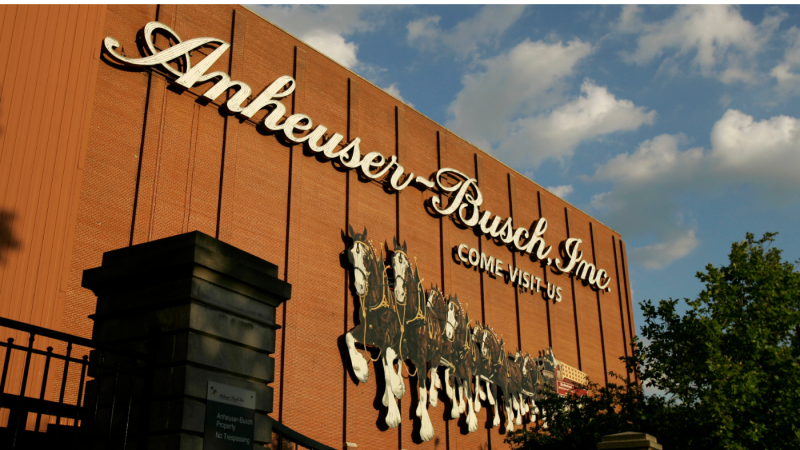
left=0, top=5, right=636, bottom=449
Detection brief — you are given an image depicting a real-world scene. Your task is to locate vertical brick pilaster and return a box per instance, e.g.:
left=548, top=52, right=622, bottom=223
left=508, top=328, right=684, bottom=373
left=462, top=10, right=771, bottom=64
left=474, top=153, right=486, bottom=324
left=565, top=208, right=583, bottom=370
left=437, top=131, right=452, bottom=296
left=130, top=75, right=167, bottom=245
left=346, top=78, right=361, bottom=234
left=539, top=192, right=553, bottom=348
left=612, top=235, right=630, bottom=380
left=217, top=9, right=247, bottom=242
left=182, top=103, right=200, bottom=233
left=395, top=106, right=405, bottom=242
left=284, top=46, right=307, bottom=284
left=278, top=45, right=307, bottom=423
left=508, top=174, right=523, bottom=352
left=590, top=222, right=609, bottom=385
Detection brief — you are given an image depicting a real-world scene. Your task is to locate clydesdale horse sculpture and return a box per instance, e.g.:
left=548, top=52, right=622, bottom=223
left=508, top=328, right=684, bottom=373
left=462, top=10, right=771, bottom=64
left=343, top=226, right=586, bottom=441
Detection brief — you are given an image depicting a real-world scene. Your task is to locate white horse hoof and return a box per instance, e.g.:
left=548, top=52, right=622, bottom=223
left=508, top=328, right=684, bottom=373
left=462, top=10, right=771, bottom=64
left=391, top=362, right=406, bottom=398
left=394, top=381, right=406, bottom=399
left=386, top=400, right=401, bottom=428
left=467, top=412, right=478, bottom=433
left=420, top=415, right=435, bottom=441
left=505, top=405, right=515, bottom=432
left=382, top=386, right=390, bottom=407
left=346, top=334, right=370, bottom=383
left=416, top=388, right=427, bottom=418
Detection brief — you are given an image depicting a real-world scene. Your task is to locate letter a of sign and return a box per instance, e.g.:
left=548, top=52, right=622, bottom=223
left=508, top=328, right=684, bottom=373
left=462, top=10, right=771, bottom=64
left=104, top=22, right=253, bottom=110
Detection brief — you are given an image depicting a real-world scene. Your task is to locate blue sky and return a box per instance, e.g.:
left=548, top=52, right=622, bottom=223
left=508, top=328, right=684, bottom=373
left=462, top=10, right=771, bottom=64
left=249, top=5, right=800, bottom=333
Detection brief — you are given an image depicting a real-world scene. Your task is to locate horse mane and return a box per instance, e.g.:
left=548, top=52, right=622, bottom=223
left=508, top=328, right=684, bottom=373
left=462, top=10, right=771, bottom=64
left=450, top=294, right=465, bottom=319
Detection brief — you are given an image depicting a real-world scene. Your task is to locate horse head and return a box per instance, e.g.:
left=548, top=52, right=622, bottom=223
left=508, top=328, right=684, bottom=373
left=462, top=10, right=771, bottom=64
left=543, top=347, right=558, bottom=373
left=444, top=294, right=462, bottom=341
left=495, top=336, right=510, bottom=373
left=426, top=286, right=447, bottom=335
left=471, top=323, right=486, bottom=358
left=521, top=352, right=542, bottom=389
left=520, top=352, right=532, bottom=377
left=348, top=225, right=371, bottom=296
left=427, top=285, right=443, bottom=310
left=391, top=237, right=411, bottom=304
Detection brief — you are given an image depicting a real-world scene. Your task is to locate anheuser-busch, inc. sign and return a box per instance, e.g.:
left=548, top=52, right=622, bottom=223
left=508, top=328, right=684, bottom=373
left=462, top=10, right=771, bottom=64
left=103, top=21, right=613, bottom=295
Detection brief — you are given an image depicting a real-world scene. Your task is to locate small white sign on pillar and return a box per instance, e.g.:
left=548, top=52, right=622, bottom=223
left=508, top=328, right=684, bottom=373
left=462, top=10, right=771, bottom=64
left=204, top=381, right=256, bottom=450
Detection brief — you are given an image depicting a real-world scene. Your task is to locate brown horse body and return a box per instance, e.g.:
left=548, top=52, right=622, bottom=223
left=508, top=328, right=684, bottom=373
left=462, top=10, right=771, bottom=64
left=345, top=227, right=587, bottom=441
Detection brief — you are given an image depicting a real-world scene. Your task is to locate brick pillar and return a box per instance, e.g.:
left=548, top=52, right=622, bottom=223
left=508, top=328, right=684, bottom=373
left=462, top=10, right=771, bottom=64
left=598, top=432, right=662, bottom=450
left=82, top=231, right=290, bottom=449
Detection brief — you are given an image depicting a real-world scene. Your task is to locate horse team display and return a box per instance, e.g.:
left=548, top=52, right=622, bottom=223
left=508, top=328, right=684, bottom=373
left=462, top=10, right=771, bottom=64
left=344, top=226, right=588, bottom=441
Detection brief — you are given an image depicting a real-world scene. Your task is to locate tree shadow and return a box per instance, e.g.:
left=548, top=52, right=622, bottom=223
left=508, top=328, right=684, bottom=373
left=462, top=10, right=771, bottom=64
left=0, top=209, right=21, bottom=266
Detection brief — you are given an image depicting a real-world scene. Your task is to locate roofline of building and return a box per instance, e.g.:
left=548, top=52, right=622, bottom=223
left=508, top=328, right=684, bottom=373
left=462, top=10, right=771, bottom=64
left=239, top=4, right=622, bottom=237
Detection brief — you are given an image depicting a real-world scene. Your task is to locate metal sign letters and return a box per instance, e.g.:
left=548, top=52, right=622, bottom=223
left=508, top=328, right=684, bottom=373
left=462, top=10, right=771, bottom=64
left=103, top=22, right=614, bottom=294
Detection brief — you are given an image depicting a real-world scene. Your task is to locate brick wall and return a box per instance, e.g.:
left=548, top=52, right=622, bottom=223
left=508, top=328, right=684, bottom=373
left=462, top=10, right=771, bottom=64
left=51, top=4, right=637, bottom=448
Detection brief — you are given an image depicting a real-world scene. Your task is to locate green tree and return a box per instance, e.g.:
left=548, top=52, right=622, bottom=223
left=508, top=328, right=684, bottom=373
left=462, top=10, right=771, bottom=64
left=504, top=377, right=691, bottom=450
left=507, top=232, right=800, bottom=450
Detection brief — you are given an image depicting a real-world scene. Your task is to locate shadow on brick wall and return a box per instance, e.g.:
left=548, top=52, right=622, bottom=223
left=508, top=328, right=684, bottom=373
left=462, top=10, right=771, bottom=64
left=0, top=209, right=21, bottom=266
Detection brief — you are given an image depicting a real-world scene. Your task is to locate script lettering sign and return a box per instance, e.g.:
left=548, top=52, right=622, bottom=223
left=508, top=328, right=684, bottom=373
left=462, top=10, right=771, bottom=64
left=104, top=22, right=613, bottom=292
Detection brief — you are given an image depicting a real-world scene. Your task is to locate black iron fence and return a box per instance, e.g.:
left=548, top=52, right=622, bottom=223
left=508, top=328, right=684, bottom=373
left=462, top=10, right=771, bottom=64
left=270, top=420, right=337, bottom=450
left=0, top=316, right=336, bottom=450
left=0, top=316, right=150, bottom=450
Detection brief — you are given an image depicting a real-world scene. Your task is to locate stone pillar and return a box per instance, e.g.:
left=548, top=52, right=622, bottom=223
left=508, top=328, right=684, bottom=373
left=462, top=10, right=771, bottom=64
left=598, top=432, right=662, bottom=450
left=82, top=231, right=290, bottom=450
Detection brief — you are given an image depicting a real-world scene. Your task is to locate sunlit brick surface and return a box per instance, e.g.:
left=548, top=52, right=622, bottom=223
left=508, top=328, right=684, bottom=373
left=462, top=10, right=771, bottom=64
left=0, top=4, right=636, bottom=447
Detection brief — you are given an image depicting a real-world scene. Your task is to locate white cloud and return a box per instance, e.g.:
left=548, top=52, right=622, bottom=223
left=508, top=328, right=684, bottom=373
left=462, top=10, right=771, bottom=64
left=588, top=109, right=800, bottom=269
left=771, top=27, right=800, bottom=93
left=446, top=38, right=593, bottom=153
left=446, top=39, right=653, bottom=172
left=629, top=229, right=699, bottom=270
left=499, top=80, right=655, bottom=168
left=249, top=5, right=382, bottom=69
left=302, top=30, right=359, bottom=69
left=616, top=4, right=644, bottom=34
left=709, top=109, right=800, bottom=196
left=407, top=6, right=526, bottom=59
left=407, top=16, right=440, bottom=48
left=590, top=134, right=701, bottom=184
left=588, top=134, right=701, bottom=260
left=249, top=5, right=376, bottom=38
left=546, top=185, right=573, bottom=199
left=617, top=5, right=783, bottom=84
left=383, top=83, right=414, bottom=107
